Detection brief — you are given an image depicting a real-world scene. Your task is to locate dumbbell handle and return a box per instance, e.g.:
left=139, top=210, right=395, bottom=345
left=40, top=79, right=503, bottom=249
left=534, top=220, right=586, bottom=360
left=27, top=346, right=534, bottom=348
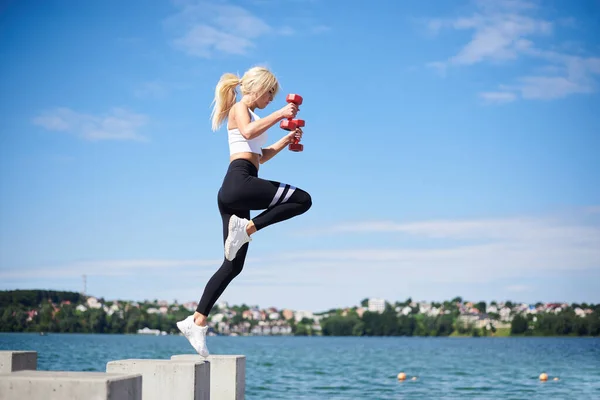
left=280, top=94, right=304, bottom=152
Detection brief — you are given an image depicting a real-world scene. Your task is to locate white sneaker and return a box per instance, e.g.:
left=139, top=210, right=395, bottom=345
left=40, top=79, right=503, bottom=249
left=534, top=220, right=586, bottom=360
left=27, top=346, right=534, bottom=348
left=224, top=215, right=252, bottom=261
left=176, top=315, right=209, bottom=357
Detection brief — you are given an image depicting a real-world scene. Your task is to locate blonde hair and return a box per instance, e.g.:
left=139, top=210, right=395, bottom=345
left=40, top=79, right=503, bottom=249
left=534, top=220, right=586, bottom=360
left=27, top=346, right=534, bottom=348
left=210, top=66, right=280, bottom=131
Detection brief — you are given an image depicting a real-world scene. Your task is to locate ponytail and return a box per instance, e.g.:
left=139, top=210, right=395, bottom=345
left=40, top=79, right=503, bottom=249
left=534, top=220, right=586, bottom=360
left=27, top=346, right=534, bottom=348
left=210, top=73, right=240, bottom=132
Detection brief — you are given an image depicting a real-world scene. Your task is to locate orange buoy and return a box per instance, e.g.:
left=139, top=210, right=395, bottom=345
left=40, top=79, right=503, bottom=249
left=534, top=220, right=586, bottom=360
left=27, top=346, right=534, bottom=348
left=397, top=372, right=406, bottom=381
left=539, top=373, right=548, bottom=381
left=553, top=377, right=559, bottom=381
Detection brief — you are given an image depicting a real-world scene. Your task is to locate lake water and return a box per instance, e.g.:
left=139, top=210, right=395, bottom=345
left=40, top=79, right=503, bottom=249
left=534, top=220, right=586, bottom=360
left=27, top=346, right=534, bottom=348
left=1, top=333, right=599, bottom=399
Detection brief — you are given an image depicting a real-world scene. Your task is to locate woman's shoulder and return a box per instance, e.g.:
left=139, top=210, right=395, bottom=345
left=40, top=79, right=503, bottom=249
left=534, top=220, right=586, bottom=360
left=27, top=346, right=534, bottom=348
left=230, top=102, right=251, bottom=118
left=232, top=102, right=260, bottom=121
left=231, top=101, right=249, bottom=111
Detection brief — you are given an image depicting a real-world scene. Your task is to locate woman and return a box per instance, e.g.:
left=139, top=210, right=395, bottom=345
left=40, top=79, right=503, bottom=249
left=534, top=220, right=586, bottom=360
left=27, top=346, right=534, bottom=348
left=177, top=66, right=312, bottom=356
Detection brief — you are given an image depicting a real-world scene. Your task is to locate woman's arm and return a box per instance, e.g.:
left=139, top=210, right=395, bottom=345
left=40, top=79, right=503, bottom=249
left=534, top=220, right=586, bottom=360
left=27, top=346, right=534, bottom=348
left=260, top=128, right=302, bottom=164
left=233, top=102, right=297, bottom=140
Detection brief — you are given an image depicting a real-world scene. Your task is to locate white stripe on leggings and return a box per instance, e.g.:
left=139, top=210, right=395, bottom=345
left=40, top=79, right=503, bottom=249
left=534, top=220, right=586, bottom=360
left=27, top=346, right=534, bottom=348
left=281, top=185, right=296, bottom=203
left=268, top=183, right=286, bottom=207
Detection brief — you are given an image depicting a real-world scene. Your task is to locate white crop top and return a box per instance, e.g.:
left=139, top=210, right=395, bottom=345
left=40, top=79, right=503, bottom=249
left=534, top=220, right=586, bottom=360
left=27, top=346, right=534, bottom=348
left=227, top=108, right=267, bottom=157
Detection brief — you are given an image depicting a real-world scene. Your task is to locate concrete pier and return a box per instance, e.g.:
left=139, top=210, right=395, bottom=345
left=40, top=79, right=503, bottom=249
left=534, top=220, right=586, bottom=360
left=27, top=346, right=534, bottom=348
left=0, top=370, right=142, bottom=400
left=0, top=350, right=37, bottom=373
left=0, top=350, right=245, bottom=399
left=171, top=354, right=245, bottom=400
left=106, top=359, right=210, bottom=400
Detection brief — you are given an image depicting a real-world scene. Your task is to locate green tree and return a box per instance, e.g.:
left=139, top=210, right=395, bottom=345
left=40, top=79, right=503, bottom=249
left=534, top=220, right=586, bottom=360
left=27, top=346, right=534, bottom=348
left=38, top=303, right=57, bottom=332
left=321, top=315, right=360, bottom=336
left=413, top=315, right=429, bottom=336
left=352, top=321, right=365, bottom=336
left=476, top=301, right=486, bottom=313
left=294, top=323, right=311, bottom=336
left=511, top=314, right=528, bottom=334
left=435, top=314, right=454, bottom=336
left=88, top=309, right=108, bottom=333
left=1, top=305, right=28, bottom=332
left=456, top=320, right=474, bottom=335
left=588, top=312, right=600, bottom=336
left=56, top=305, right=81, bottom=333
left=231, top=314, right=244, bottom=325
left=107, top=313, right=126, bottom=333
left=397, top=315, right=415, bottom=336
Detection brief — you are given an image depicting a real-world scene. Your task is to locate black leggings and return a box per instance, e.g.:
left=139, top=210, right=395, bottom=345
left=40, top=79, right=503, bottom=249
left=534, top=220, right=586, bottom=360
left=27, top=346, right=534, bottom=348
left=196, top=159, right=312, bottom=315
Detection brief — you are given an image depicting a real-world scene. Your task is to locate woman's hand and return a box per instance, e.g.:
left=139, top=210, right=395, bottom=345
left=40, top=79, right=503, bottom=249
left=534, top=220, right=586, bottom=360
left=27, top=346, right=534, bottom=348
left=285, top=127, right=303, bottom=144
left=278, top=102, right=298, bottom=119
left=261, top=127, right=304, bottom=163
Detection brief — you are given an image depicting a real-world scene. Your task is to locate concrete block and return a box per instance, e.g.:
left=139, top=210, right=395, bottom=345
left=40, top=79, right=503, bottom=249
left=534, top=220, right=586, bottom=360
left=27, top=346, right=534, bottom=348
left=106, top=359, right=209, bottom=400
left=0, top=370, right=142, bottom=400
left=171, top=355, right=245, bottom=400
left=0, top=351, right=37, bottom=373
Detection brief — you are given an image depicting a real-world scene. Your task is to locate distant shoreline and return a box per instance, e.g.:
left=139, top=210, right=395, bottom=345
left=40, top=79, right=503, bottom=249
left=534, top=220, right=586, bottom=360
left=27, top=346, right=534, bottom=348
left=2, top=290, right=598, bottom=338
left=2, top=331, right=598, bottom=339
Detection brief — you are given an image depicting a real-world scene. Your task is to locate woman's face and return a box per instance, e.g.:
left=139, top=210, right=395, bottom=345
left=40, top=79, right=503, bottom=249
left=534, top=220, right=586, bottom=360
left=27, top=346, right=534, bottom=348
left=254, top=86, right=276, bottom=109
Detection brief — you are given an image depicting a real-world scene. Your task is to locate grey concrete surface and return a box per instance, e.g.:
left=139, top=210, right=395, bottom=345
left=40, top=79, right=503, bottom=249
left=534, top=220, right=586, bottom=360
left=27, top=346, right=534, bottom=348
left=171, top=354, right=245, bottom=400
left=0, top=350, right=37, bottom=373
left=107, top=358, right=210, bottom=400
left=0, top=370, right=142, bottom=400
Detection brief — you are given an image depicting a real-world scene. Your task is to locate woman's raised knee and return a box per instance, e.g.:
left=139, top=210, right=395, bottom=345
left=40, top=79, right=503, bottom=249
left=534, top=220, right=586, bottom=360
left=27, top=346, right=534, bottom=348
left=297, top=189, right=312, bottom=213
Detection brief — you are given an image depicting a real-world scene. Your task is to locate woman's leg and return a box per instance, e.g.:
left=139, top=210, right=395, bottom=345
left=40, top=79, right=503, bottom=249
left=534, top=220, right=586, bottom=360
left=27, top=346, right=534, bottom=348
left=195, top=203, right=250, bottom=320
left=176, top=201, right=250, bottom=357
left=177, top=160, right=312, bottom=356
left=251, top=181, right=312, bottom=231
left=222, top=175, right=312, bottom=260
left=184, top=159, right=312, bottom=319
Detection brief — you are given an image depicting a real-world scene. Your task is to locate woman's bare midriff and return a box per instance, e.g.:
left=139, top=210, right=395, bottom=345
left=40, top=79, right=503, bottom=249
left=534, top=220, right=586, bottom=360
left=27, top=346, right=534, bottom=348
left=230, top=152, right=261, bottom=171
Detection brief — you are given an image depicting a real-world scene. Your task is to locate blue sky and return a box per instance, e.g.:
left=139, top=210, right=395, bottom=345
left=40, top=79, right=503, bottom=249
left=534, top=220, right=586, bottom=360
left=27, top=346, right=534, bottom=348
left=1, top=0, right=599, bottom=313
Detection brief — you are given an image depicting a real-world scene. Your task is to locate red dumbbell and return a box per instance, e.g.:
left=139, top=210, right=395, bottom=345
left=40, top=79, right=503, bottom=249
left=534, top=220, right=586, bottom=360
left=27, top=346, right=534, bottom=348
left=280, top=93, right=305, bottom=152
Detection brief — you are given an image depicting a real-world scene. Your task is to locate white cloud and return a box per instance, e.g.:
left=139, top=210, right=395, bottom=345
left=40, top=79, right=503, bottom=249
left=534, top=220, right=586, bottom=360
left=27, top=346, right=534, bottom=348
left=480, top=91, right=517, bottom=103
left=164, top=1, right=328, bottom=57
left=517, top=75, right=592, bottom=99
left=284, top=209, right=600, bottom=283
left=427, top=0, right=551, bottom=67
left=0, top=258, right=219, bottom=279
left=506, top=284, right=531, bottom=292
left=33, top=108, right=149, bottom=142
left=133, top=80, right=190, bottom=100
left=427, top=0, right=600, bottom=101
left=134, top=81, right=170, bottom=99
left=165, top=1, right=276, bottom=57
left=507, top=50, right=600, bottom=99
left=173, top=24, right=257, bottom=57
left=310, top=25, right=331, bottom=34
left=278, top=26, right=295, bottom=36
left=339, top=215, right=597, bottom=243
left=584, top=206, right=600, bottom=215
left=3, top=207, right=598, bottom=303
left=474, top=0, right=539, bottom=13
